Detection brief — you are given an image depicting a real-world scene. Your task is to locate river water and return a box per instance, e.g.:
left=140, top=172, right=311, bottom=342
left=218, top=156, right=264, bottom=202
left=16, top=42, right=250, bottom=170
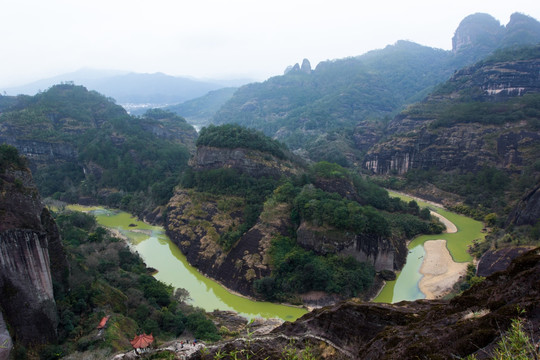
left=69, top=206, right=307, bottom=321
left=373, top=192, right=484, bottom=303
left=71, top=191, right=483, bottom=315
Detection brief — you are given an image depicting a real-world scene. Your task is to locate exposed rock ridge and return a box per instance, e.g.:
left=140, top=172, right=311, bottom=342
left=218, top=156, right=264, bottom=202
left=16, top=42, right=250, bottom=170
left=442, top=58, right=540, bottom=101
left=193, top=249, right=540, bottom=359
left=364, top=55, right=540, bottom=175
left=191, top=145, right=299, bottom=179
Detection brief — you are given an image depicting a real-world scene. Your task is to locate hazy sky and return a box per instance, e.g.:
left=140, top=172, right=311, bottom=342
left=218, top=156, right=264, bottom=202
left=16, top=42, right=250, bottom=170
left=1, top=0, right=539, bottom=87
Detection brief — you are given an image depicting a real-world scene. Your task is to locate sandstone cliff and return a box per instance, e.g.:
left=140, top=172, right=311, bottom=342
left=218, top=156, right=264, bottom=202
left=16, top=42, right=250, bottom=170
left=364, top=55, right=540, bottom=175
left=166, top=189, right=292, bottom=296
left=506, top=183, right=540, bottom=226
left=190, top=145, right=300, bottom=179
left=296, top=222, right=406, bottom=272
left=0, top=149, right=68, bottom=347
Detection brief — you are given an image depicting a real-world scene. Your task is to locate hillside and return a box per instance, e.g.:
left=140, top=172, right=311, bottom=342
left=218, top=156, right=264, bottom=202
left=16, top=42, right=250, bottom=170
left=212, top=41, right=453, bottom=165
left=0, top=84, right=196, bottom=217
left=0, top=145, right=224, bottom=359
left=165, top=87, right=238, bottom=128
left=166, top=125, right=444, bottom=303
left=365, top=45, right=540, bottom=223
left=208, top=13, right=540, bottom=167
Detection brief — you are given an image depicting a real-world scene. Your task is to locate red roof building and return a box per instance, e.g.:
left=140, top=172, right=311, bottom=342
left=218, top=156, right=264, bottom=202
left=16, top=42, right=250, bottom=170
left=97, top=315, right=110, bottom=330
left=130, top=333, right=154, bottom=349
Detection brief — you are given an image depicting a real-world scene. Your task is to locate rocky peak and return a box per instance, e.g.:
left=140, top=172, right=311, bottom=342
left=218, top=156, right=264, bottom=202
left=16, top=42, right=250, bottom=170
left=452, top=13, right=503, bottom=54
left=301, top=59, right=312, bottom=74
left=284, top=59, right=312, bottom=75
left=503, top=12, right=540, bottom=47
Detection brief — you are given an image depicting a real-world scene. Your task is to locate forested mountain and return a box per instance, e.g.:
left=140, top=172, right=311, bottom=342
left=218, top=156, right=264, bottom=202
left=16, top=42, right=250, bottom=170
left=209, top=13, right=540, bottom=166
left=366, top=46, right=540, bottom=222
left=212, top=41, right=453, bottom=164
left=0, top=84, right=196, bottom=216
left=166, top=124, right=443, bottom=302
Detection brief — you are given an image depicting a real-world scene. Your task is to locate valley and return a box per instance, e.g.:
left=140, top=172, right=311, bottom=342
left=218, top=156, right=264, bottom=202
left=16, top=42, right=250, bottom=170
left=0, top=10, right=539, bottom=360
left=70, top=205, right=307, bottom=321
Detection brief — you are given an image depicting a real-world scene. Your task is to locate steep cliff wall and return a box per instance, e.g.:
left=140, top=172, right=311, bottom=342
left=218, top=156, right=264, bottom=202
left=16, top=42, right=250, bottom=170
left=364, top=56, right=540, bottom=175
left=166, top=189, right=292, bottom=296
left=0, top=153, right=68, bottom=346
left=296, top=222, right=407, bottom=271
left=506, top=183, right=540, bottom=226
left=190, top=146, right=299, bottom=179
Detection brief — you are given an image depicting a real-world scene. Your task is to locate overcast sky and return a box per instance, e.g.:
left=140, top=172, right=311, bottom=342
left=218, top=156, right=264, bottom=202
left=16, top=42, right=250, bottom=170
left=1, top=0, right=539, bottom=87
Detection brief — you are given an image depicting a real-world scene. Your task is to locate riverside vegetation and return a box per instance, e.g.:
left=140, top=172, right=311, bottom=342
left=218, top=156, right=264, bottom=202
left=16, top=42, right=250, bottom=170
left=36, top=208, right=220, bottom=359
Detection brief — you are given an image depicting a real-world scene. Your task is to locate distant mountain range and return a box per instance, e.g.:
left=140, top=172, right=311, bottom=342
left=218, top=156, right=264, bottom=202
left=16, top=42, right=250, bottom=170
left=208, top=12, right=540, bottom=165
left=1, top=68, right=252, bottom=111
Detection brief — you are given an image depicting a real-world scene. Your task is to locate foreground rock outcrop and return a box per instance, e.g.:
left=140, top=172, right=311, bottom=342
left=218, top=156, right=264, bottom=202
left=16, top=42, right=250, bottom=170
left=0, top=150, right=68, bottom=347
left=190, top=249, right=540, bottom=359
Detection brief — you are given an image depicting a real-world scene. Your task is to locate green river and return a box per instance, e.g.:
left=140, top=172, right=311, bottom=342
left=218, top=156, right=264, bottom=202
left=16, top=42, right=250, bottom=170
left=373, top=192, right=485, bottom=303
left=68, top=205, right=307, bottom=322
left=69, top=190, right=483, bottom=317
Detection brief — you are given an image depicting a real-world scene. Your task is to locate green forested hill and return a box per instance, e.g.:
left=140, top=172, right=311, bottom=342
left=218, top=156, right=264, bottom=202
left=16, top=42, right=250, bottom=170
left=208, top=13, right=540, bottom=167
left=212, top=41, right=454, bottom=163
left=0, top=84, right=196, bottom=215
left=167, top=124, right=445, bottom=301
left=365, top=45, right=540, bottom=238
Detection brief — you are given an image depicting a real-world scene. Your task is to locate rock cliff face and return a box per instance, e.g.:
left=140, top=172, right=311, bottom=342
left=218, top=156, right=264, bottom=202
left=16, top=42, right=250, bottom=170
left=296, top=222, right=406, bottom=271
left=506, top=183, right=540, bottom=226
left=0, top=124, right=78, bottom=174
left=364, top=56, right=540, bottom=175
left=0, top=156, right=68, bottom=346
left=0, top=312, right=12, bottom=360
left=191, top=146, right=299, bottom=179
left=166, top=189, right=292, bottom=296
left=191, top=249, right=540, bottom=360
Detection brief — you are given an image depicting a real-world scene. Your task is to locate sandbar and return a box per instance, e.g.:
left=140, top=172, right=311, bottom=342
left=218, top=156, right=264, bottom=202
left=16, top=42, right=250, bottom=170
left=419, top=239, right=468, bottom=299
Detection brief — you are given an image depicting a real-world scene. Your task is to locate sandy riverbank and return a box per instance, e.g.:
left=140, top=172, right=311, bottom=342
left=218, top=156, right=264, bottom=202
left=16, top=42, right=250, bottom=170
left=419, top=240, right=468, bottom=299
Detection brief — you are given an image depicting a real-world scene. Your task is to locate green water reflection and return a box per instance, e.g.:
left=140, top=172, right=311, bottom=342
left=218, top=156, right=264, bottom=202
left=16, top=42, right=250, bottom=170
left=69, top=205, right=307, bottom=321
